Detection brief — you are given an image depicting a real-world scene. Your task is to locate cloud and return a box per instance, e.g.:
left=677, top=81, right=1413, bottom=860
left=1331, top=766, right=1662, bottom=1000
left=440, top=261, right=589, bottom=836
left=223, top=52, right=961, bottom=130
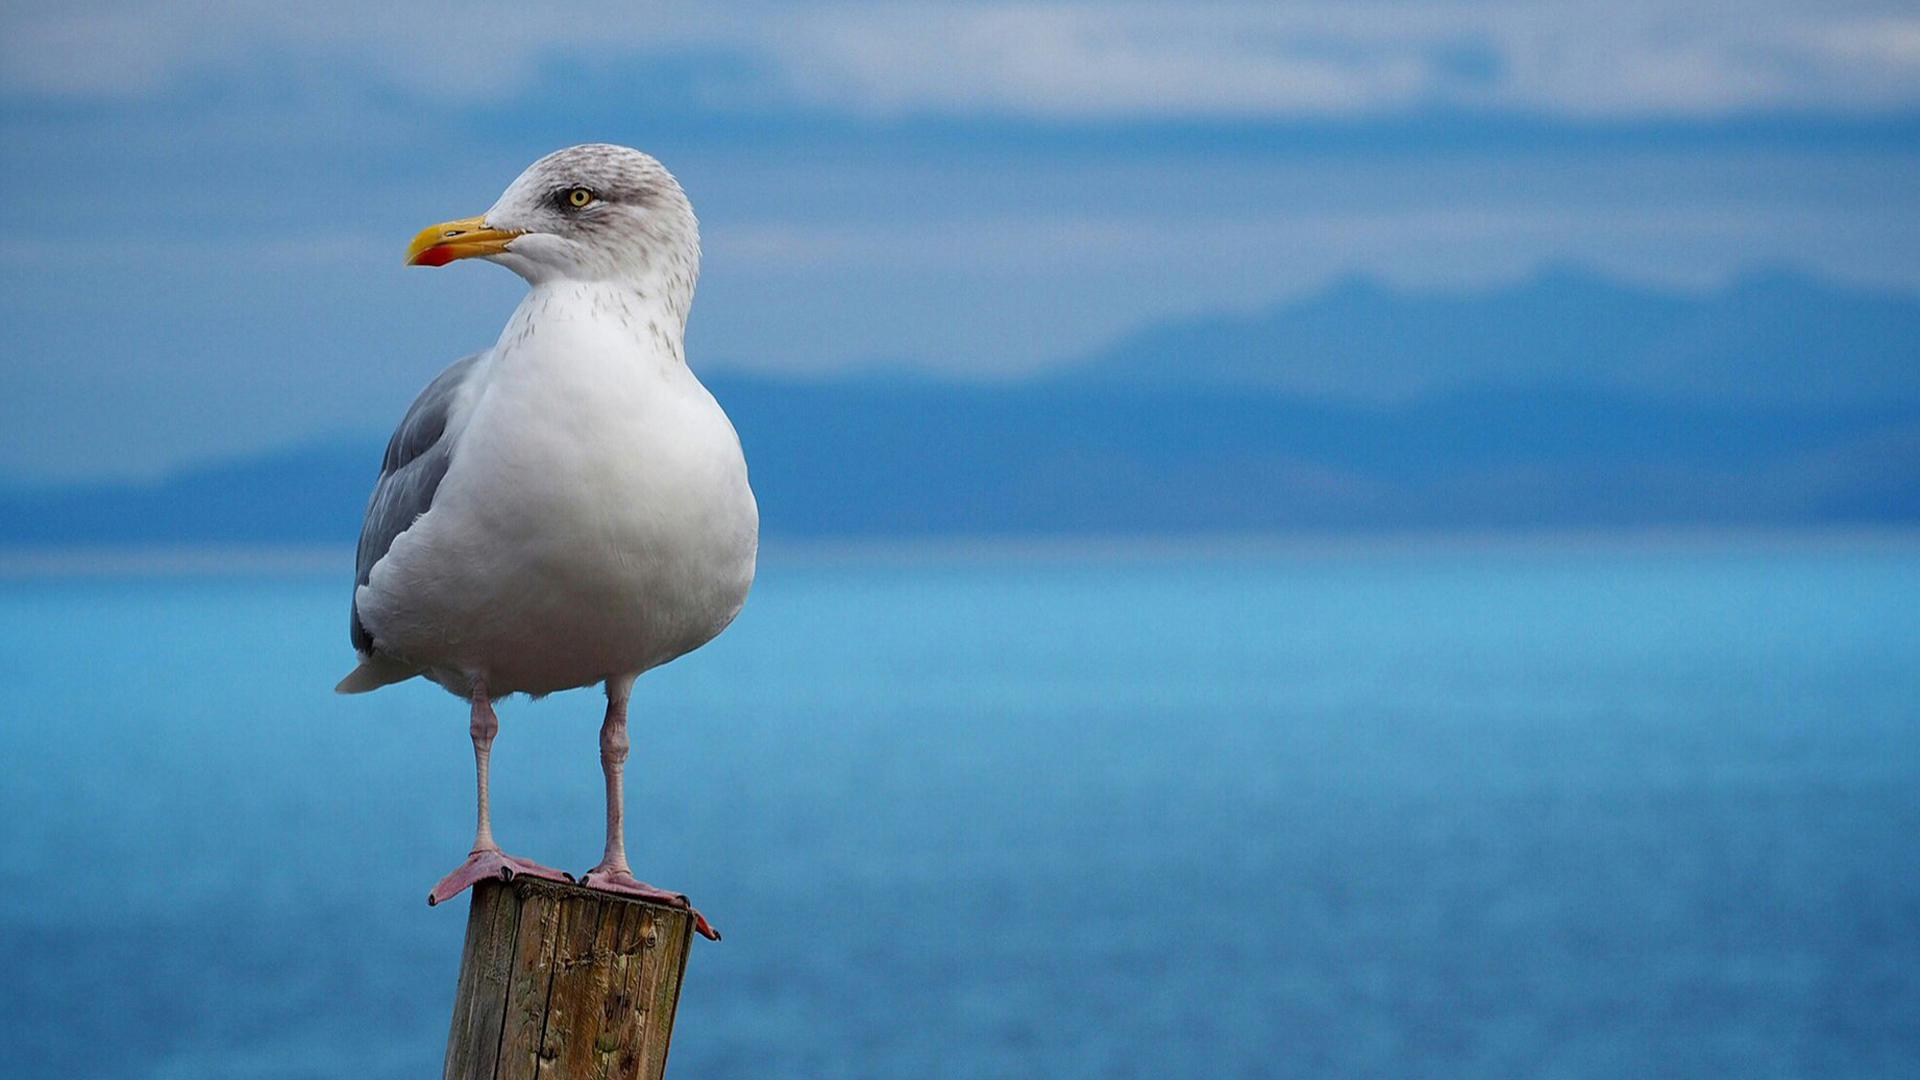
left=762, top=2, right=1920, bottom=119
left=5, top=2, right=1920, bottom=119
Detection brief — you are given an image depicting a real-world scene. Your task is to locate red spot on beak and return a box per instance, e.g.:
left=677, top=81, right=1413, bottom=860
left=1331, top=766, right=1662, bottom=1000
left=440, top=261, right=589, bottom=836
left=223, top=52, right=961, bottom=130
left=414, top=245, right=457, bottom=267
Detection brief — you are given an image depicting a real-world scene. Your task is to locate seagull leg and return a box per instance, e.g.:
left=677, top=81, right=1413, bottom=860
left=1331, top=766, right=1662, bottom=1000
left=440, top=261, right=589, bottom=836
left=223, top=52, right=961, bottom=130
left=580, top=675, right=719, bottom=940
left=428, top=679, right=572, bottom=906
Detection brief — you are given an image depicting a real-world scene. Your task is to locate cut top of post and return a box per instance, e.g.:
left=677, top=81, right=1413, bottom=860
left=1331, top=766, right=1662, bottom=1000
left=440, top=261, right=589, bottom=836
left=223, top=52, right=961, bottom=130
left=444, top=877, right=699, bottom=1080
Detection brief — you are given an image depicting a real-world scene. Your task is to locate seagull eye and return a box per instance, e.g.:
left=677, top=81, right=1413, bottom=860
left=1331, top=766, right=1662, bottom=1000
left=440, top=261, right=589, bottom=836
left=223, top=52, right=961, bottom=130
left=562, top=187, right=595, bottom=209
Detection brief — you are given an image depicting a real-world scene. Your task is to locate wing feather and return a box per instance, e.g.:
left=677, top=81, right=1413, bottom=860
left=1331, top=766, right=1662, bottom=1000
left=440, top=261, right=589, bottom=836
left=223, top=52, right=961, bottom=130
left=349, top=352, right=485, bottom=655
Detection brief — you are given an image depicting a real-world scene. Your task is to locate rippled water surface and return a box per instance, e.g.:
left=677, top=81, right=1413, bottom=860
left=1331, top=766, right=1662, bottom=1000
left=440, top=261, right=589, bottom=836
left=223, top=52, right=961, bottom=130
left=3, top=539, right=1916, bottom=1078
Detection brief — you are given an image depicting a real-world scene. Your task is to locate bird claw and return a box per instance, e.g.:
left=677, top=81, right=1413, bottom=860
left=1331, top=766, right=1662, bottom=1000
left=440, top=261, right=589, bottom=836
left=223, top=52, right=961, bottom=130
left=428, top=848, right=573, bottom=906
left=580, top=867, right=721, bottom=941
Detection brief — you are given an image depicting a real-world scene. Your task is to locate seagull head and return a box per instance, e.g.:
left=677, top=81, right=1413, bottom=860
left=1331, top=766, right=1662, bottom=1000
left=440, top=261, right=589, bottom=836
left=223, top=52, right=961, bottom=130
left=405, top=144, right=698, bottom=292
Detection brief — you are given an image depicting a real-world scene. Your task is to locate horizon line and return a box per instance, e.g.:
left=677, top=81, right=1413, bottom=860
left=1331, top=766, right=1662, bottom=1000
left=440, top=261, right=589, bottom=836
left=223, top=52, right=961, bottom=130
left=4, top=527, right=1918, bottom=580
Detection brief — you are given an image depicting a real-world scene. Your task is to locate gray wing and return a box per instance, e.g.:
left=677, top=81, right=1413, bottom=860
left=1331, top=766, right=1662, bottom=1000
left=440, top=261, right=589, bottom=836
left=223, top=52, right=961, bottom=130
left=350, top=352, right=484, bottom=655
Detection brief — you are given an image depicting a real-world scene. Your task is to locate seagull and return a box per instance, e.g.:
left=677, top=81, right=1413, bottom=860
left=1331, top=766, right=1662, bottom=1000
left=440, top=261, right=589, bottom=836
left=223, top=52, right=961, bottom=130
left=336, top=144, right=756, bottom=940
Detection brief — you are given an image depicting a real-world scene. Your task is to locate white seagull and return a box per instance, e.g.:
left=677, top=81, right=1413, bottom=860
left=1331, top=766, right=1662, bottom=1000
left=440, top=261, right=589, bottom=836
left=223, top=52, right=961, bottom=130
left=336, top=144, right=756, bottom=939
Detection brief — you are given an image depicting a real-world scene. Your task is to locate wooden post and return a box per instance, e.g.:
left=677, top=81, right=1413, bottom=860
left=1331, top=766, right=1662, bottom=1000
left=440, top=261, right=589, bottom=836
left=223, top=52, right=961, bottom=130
left=443, top=876, right=698, bottom=1080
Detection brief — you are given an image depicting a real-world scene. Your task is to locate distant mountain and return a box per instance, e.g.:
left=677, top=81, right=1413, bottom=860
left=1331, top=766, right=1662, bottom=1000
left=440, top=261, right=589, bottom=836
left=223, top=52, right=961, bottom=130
left=3, top=269, right=1917, bottom=546
left=1071, top=268, right=1920, bottom=408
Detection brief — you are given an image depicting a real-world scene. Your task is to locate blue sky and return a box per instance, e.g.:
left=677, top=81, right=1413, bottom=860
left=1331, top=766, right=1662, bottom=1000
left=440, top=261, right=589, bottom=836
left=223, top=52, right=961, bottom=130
left=3, top=1, right=1919, bottom=480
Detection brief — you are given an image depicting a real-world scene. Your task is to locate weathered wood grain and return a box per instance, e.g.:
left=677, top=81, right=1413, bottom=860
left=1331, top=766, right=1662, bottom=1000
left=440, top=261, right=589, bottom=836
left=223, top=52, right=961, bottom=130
left=443, top=877, right=698, bottom=1080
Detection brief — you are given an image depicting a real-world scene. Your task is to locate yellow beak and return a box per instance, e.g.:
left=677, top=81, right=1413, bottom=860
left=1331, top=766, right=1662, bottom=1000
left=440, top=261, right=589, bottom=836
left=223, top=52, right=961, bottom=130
left=405, top=215, right=524, bottom=267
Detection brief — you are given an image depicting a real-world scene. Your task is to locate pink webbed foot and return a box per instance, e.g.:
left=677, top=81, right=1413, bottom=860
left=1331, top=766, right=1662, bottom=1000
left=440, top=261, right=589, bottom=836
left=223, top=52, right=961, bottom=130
left=428, top=848, right=573, bottom=907
left=580, top=866, right=721, bottom=941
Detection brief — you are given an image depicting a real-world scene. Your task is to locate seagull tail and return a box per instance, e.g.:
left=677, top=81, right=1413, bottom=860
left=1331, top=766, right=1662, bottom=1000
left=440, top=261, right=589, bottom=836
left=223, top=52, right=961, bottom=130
left=334, top=654, right=422, bottom=694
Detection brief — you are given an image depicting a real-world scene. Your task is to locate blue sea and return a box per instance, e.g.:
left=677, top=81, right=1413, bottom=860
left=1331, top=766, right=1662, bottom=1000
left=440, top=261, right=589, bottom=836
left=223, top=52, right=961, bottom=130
left=2, top=536, right=1916, bottom=1079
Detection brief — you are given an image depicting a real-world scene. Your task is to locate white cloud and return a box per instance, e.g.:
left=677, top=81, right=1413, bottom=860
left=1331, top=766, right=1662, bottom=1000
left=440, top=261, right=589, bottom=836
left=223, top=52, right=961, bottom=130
left=781, top=3, right=1920, bottom=119
left=779, top=6, right=1446, bottom=117
left=4, top=1, right=1920, bottom=118
left=0, top=2, right=731, bottom=100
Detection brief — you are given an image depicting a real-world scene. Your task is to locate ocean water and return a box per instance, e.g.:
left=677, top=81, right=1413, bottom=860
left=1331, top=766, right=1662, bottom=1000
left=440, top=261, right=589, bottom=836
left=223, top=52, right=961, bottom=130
left=1, top=538, right=1916, bottom=1079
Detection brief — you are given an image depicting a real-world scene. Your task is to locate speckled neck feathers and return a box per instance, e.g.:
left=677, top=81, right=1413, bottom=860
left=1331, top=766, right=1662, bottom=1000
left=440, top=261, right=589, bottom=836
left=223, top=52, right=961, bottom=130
left=496, top=282, right=690, bottom=369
